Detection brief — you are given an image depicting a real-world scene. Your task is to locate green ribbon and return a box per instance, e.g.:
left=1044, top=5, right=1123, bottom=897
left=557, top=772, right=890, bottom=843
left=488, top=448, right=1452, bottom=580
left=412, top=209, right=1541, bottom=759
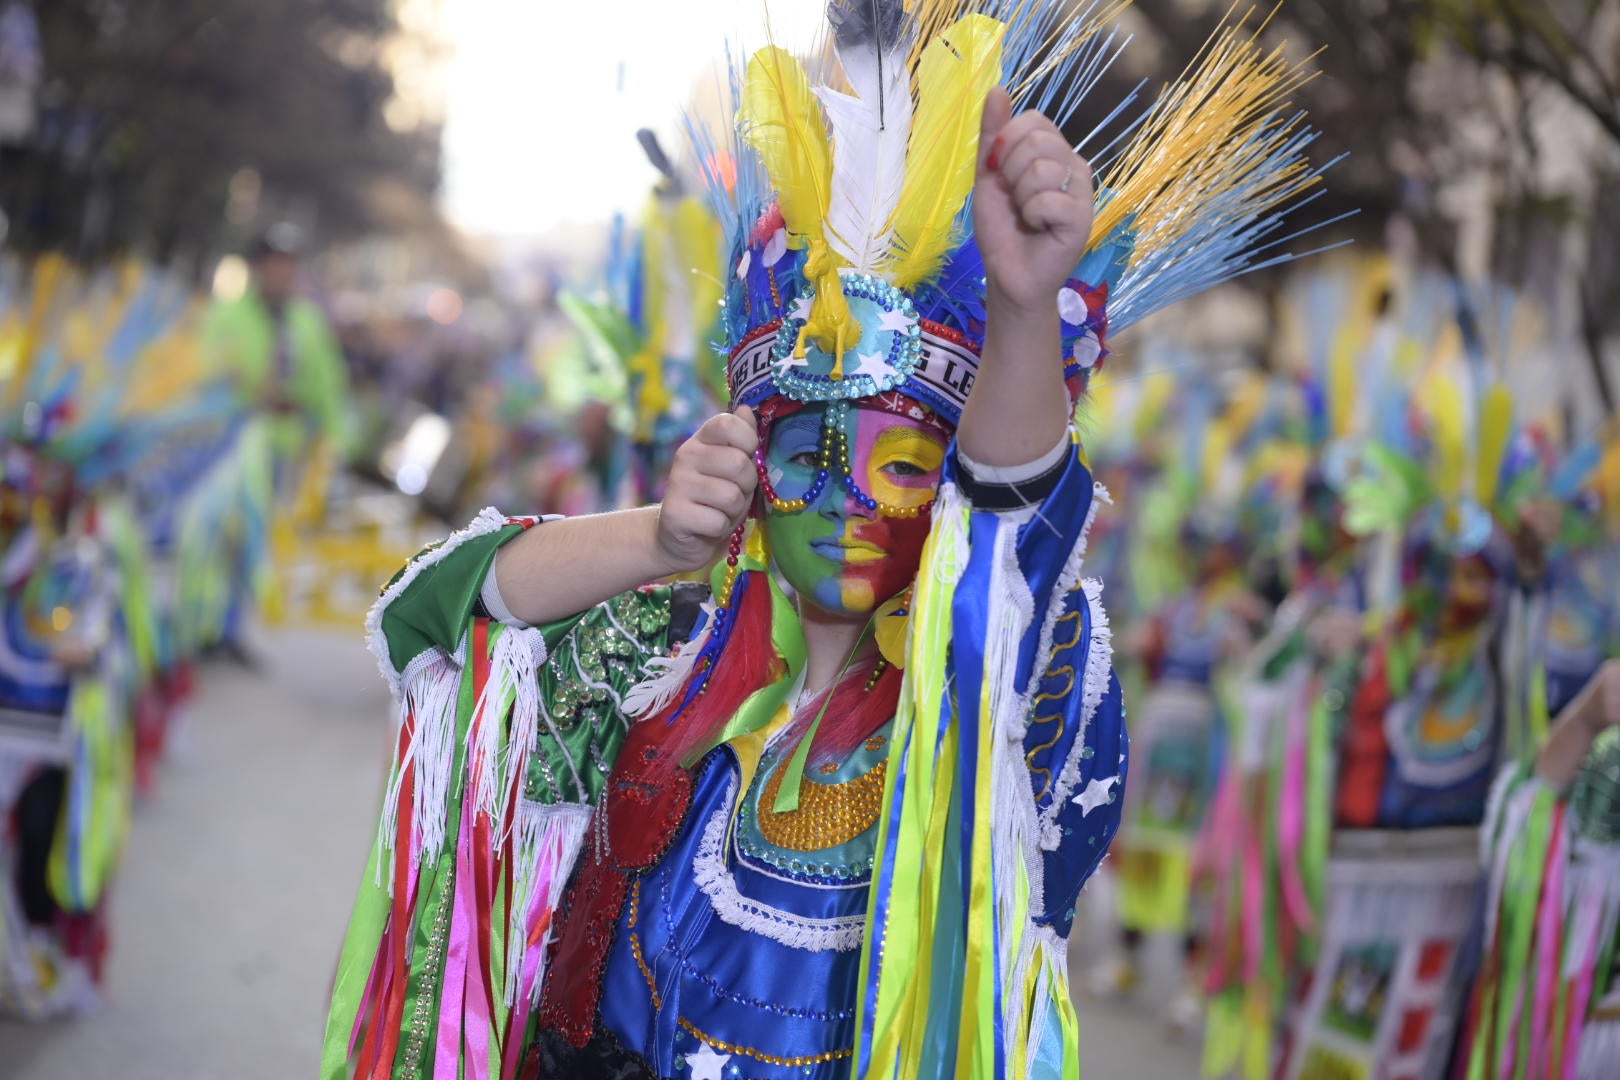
left=680, top=553, right=806, bottom=767
left=773, top=622, right=875, bottom=813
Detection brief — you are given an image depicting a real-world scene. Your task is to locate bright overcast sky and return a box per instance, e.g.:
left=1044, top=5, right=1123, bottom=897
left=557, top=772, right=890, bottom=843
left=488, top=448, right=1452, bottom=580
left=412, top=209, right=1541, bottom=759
left=442, top=0, right=825, bottom=238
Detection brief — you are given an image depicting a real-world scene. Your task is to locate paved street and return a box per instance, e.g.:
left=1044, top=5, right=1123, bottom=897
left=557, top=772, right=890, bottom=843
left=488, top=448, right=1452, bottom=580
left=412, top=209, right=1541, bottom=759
left=1, top=626, right=1199, bottom=1079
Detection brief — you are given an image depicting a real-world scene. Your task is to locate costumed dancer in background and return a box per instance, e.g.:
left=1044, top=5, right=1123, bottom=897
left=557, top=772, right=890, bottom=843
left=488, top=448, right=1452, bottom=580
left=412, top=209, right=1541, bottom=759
left=1091, top=378, right=1271, bottom=1032
left=1277, top=278, right=1524, bottom=1080
left=1454, top=662, right=1620, bottom=1079
left=322, top=3, right=1340, bottom=1078
left=0, top=257, right=213, bottom=1017
left=1197, top=263, right=1390, bottom=1075
left=558, top=130, right=729, bottom=509
left=1447, top=425, right=1620, bottom=1079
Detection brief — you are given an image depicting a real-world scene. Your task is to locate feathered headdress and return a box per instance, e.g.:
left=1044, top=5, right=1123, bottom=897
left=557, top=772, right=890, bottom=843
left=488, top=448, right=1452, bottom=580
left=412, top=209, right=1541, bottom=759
left=695, top=0, right=1345, bottom=429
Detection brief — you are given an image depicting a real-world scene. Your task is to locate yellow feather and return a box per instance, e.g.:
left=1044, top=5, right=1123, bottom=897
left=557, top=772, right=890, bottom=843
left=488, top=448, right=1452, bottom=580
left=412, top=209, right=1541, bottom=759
left=740, top=45, right=854, bottom=360
left=886, top=14, right=1005, bottom=289
left=1424, top=368, right=1467, bottom=501
left=741, top=47, right=835, bottom=251
left=1475, top=383, right=1512, bottom=510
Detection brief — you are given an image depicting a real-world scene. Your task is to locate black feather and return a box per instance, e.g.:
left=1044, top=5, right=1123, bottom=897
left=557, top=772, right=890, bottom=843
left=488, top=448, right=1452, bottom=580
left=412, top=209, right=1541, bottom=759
left=636, top=128, right=680, bottom=192
left=826, top=0, right=912, bottom=52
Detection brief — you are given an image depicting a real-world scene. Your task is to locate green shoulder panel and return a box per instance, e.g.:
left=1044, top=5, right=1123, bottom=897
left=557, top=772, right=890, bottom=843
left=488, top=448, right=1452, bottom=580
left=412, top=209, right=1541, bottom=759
left=377, top=522, right=528, bottom=675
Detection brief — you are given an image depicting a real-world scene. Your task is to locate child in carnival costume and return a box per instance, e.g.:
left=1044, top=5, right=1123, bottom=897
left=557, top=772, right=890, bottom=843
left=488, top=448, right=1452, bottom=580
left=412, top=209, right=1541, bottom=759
left=324, top=3, right=1339, bottom=1077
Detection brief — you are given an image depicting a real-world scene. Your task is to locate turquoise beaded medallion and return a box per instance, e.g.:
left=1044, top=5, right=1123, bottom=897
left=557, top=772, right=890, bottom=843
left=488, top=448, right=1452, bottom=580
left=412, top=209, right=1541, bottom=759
left=770, top=272, right=923, bottom=403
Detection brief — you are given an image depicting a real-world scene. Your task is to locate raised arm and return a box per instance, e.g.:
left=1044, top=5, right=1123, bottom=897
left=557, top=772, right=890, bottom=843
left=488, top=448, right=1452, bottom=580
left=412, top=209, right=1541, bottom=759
left=1535, top=659, right=1620, bottom=790
left=492, top=407, right=757, bottom=625
left=957, top=86, right=1094, bottom=468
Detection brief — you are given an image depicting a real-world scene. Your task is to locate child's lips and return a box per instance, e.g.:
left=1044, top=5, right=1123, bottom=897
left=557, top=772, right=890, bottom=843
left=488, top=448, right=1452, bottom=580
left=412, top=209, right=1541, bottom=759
left=810, top=538, right=886, bottom=564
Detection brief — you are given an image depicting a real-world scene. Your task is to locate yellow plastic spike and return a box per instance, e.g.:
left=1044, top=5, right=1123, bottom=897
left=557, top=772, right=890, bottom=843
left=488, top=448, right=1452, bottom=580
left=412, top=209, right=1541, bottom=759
left=885, top=14, right=1005, bottom=289
left=1224, top=370, right=1266, bottom=442
left=1327, top=325, right=1357, bottom=438
left=1475, top=383, right=1513, bottom=511
left=1088, top=15, right=1323, bottom=280
left=1597, top=432, right=1620, bottom=534
left=1134, top=369, right=1174, bottom=443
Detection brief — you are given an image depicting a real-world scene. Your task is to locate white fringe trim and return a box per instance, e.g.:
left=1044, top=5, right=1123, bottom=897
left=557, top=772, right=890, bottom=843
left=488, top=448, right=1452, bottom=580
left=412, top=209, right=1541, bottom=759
left=983, top=517, right=1044, bottom=1036
left=504, top=801, right=590, bottom=1007
left=1022, top=479, right=1107, bottom=700
left=691, top=778, right=866, bottom=953
left=467, top=624, right=549, bottom=842
left=366, top=506, right=512, bottom=698
left=377, top=633, right=468, bottom=885
left=1023, top=927, right=1071, bottom=1079
left=1038, top=578, right=1114, bottom=852
left=622, top=600, right=716, bottom=720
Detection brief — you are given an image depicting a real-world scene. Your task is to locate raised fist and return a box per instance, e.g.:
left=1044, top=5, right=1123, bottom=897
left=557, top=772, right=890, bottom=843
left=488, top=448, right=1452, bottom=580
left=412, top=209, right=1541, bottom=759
left=655, top=407, right=759, bottom=574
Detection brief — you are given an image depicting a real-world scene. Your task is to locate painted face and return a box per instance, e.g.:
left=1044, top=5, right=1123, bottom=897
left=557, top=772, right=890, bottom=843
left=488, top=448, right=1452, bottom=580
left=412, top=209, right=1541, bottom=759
left=1440, top=554, right=1495, bottom=634
left=761, top=402, right=946, bottom=617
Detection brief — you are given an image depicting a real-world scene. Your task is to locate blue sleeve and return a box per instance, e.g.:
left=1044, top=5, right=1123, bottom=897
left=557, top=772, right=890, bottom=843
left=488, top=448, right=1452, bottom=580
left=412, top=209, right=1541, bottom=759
left=948, top=441, right=1129, bottom=936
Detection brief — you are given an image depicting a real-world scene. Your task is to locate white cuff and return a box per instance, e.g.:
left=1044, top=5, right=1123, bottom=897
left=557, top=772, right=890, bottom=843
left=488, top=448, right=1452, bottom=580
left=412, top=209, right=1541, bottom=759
left=958, top=432, right=1071, bottom=484
left=481, top=565, right=529, bottom=628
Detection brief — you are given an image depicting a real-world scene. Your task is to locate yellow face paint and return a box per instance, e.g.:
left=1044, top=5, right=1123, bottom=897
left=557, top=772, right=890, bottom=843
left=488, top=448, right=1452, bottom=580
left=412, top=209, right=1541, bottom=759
left=864, top=426, right=946, bottom=509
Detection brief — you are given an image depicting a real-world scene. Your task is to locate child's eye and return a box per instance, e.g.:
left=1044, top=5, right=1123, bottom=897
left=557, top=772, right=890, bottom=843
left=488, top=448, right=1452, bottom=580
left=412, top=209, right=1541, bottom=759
left=789, top=450, right=820, bottom=468
left=883, top=460, right=927, bottom=478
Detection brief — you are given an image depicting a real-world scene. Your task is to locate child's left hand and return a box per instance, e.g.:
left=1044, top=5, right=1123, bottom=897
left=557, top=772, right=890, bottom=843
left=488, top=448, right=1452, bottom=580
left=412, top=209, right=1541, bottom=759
left=973, top=87, right=1095, bottom=315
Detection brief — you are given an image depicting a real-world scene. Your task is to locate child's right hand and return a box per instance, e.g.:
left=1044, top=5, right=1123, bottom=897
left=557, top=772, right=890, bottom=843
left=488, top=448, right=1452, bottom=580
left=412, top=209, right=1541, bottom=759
left=656, top=406, right=759, bottom=574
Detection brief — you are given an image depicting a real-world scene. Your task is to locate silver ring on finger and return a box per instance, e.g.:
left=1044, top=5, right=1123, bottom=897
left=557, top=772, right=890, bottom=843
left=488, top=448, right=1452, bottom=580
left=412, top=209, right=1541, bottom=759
left=1059, top=166, right=1074, bottom=194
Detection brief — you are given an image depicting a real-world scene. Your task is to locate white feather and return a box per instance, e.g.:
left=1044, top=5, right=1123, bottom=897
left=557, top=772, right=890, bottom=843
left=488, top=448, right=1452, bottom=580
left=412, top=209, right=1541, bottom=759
left=816, top=22, right=912, bottom=274
left=621, top=601, right=716, bottom=719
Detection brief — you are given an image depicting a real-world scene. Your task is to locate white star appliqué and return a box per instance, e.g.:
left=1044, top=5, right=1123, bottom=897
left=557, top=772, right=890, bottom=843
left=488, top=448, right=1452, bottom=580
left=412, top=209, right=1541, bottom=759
left=849, top=350, right=895, bottom=381
left=687, top=1042, right=732, bottom=1080
left=789, top=294, right=816, bottom=322
left=877, top=308, right=918, bottom=334
left=1072, top=774, right=1120, bottom=817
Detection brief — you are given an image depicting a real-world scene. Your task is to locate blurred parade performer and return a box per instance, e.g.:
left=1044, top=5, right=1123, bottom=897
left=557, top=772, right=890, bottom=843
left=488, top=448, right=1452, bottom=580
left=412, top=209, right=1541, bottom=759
left=0, top=258, right=220, bottom=1016
left=1091, top=383, right=1272, bottom=1032
left=558, top=130, right=729, bottom=509
left=1447, top=430, right=1620, bottom=1079
left=202, top=224, right=352, bottom=463
left=323, top=3, right=1338, bottom=1077
left=200, top=224, right=352, bottom=661
left=1455, top=661, right=1620, bottom=1078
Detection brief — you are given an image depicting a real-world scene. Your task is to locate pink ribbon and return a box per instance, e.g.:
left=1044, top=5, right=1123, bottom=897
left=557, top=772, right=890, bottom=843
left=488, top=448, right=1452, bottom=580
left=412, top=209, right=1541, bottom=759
left=1528, top=813, right=1567, bottom=1072
left=1198, top=764, right=1245, bottom=990
left=435, top=802, right=477, bottom=1080
left=1560, top=888, right=1604, bottom=1080
left=1277, top=688, right=1315, bottom=934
